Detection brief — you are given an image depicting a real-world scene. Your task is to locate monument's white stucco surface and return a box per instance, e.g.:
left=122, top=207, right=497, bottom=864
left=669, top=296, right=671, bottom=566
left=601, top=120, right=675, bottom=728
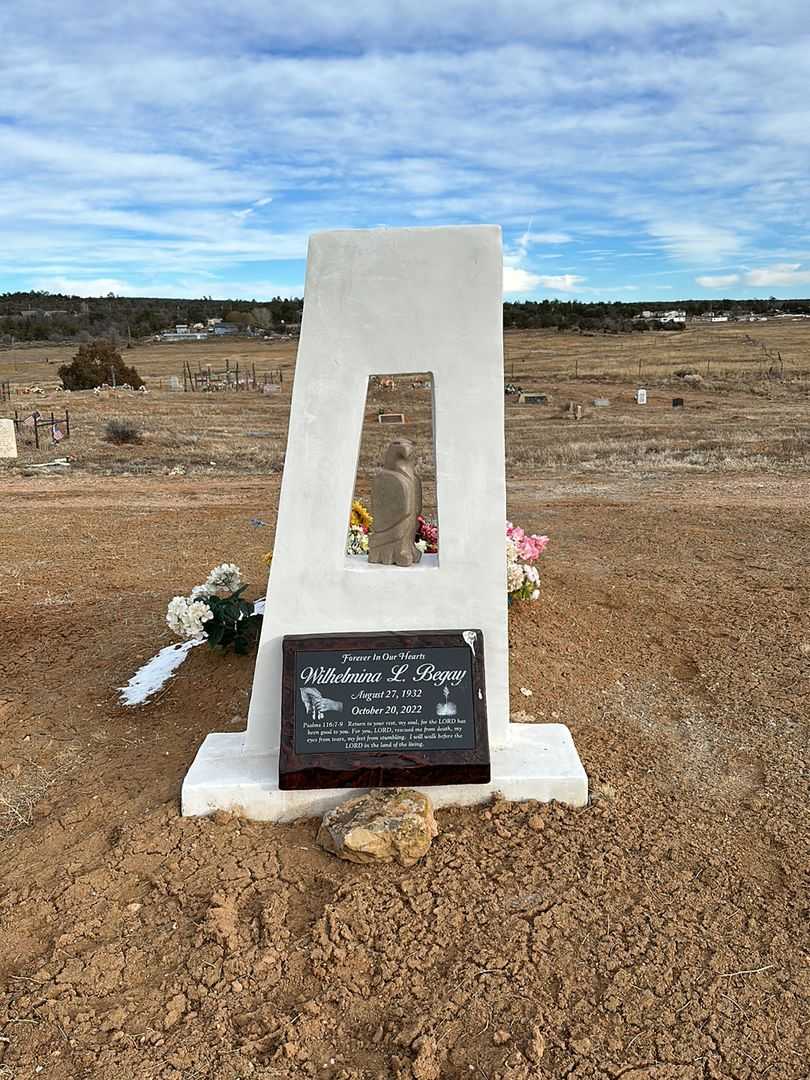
left=182, top=225, right=588, bottom=819
left=0, top=419, right=17, bottom=459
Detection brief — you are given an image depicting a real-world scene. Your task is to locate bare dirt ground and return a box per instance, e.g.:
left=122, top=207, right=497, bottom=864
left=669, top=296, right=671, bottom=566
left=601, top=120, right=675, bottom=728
left=1, top=325, right=809, bottom=1078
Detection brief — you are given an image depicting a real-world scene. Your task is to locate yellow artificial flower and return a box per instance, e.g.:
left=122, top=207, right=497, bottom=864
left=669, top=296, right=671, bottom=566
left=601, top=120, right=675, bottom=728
left=262, top=551, right=273, bottom=566
left=350, top=499, right=373, bottom=529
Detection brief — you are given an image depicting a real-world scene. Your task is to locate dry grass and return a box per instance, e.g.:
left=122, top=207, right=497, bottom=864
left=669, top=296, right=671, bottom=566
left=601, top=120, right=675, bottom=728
left=0, top=759, right=75, bottom=837
left=503, top=320, right=810, bottom=383
left=1, top=322, right=809, bottom=483
left=508, top=431, right=810, bottom=472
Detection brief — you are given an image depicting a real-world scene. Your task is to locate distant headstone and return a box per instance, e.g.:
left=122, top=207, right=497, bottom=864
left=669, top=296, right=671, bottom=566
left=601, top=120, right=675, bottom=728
left=0, top=418, right=17, bottom=459
left=672, top=398, right=685, bottom=408
left=592, top=397, right=610, bottom=407
left=518, top=392, right=549, bottom=405
left=262, top=383, right=280, bottom=395
left=167, top=375, right=182, bottom=391
left=635, top=388, right=648, bottom=405
left=378, top=412, right=405, bottom=424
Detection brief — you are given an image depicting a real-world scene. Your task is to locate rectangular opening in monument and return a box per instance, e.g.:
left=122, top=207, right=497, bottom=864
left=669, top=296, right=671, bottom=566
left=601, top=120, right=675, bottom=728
left=346, top=372, right=438, bottom=568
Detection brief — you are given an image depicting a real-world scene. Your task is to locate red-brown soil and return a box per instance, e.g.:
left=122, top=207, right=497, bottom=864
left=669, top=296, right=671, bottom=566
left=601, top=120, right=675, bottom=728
left=1, top=470, right=808, bottom=1079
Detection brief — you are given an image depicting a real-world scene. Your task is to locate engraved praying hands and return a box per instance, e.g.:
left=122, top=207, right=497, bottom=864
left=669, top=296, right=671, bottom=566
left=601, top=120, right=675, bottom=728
left=300, top=686, right=344, bottom=720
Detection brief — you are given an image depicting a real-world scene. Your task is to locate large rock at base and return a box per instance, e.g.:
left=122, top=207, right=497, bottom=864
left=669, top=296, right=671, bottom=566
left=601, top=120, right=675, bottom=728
left=317, top=788, right=437, bottom=867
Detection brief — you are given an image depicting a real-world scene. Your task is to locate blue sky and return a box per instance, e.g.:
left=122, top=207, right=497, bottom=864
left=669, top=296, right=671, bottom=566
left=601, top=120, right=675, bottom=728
left=2, top=2, right=810, bottom=301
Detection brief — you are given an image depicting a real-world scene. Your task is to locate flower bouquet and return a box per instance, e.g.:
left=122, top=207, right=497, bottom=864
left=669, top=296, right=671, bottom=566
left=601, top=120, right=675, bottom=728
left=345, top=502, right=549, bottom=602
left=166, top=563, right=261, bottom=654
left=506, top=522, right=549, bottom=602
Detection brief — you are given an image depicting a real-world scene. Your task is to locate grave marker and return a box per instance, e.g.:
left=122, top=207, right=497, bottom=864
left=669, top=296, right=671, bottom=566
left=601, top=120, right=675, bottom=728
left=635, top=388, right=648, bottom=405
left=182, top=225, right=587, bottom=821
left=378, top=412, right=405, bottom=424
left=279, top=630, right=490, bottom=789
left=518, top=393, right=549, bottom=405
left=0, top=418, right=17, bottom=459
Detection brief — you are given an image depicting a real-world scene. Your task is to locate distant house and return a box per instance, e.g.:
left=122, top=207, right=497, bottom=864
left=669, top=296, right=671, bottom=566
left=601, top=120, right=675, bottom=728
left=633, top=309, right=686, bottom=324
left=160, top=323, right=207, bottom=342
left=212, top=322, right=239, bottom=335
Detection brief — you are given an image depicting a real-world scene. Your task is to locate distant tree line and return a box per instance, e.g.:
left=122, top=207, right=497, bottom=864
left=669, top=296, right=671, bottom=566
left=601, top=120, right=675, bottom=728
left=502, top=297, right=810, bottom=333
left=2, top=290, right=810, bottom=344
left=0, top=291, right=304, bottom=344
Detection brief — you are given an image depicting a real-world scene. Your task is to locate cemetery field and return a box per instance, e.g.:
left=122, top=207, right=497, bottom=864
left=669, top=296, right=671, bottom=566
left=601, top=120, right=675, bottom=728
left=1, top=321, right=809, bottom=482
left=1, top=325, right=809, bottom=1079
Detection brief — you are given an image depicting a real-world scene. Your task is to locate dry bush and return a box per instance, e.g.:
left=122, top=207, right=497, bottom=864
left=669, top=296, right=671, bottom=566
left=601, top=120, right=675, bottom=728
left=104, top=418, right=143, bottom=444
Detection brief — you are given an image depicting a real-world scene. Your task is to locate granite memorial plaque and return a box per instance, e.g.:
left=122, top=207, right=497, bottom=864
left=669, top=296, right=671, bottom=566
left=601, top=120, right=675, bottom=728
left=279, top=630, right=490, bottom=790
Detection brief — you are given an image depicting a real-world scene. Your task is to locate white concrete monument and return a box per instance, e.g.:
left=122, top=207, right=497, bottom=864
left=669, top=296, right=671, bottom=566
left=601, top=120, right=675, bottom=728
left=0, top=418, right=17, bottom=459
left=183, top=225, right=588, bottom=820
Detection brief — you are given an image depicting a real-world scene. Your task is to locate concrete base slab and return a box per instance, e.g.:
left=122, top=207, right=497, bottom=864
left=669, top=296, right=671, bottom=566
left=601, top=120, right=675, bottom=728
left=181, top=724, right=588, bottom=822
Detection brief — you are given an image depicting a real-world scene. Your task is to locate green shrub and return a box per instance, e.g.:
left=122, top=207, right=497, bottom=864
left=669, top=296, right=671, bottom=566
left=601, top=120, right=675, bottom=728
left=59, top=340, right=144, bottom=391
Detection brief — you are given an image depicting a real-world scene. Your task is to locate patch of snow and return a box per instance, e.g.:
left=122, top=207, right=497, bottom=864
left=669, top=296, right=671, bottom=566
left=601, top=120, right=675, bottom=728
left=119, top=639, right=203, bottom=706
left=118, top=596, right=264, bottom=707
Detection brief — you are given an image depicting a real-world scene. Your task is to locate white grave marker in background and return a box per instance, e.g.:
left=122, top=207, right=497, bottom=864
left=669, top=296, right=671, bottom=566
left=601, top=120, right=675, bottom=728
left=183, top=225, right=587, bottom=820
left=0, top=419, right=17, bottom=459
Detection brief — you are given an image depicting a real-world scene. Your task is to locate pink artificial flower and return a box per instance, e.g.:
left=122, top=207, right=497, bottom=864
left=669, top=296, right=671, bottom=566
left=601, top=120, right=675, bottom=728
left=416, top=515, right=439, bottom=553
left=506, top=521, right=549, bottom=562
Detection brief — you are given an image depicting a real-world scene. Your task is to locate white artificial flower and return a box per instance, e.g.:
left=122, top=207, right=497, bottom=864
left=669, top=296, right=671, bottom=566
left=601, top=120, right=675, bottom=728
left=184, top=599, right=213, bottom=636
left=507, top=560, right=525, bottom=592
left=166, top=595, right=213, bottom=640
left=524, top=564, right=540, bottom=585
left=346, top=525, right=369, bottom=556
left=531, top=589, right=540, bottom=601
left=506, top=537, right=519, bottom=564
left=166, top=596, right=189, bottom=636
left=190, top=583, right=213, bottom=599
left=205, top=562, right=242, bottom=595
left=415, top=538, right=428, bottom=553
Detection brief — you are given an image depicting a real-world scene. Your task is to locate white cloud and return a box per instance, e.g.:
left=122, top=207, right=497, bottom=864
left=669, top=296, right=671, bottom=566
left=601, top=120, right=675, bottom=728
left=537, top=274, right=586, bottom=292
left=2, top=6, right=810, bottom=294
left=33, top=275, right=303, bottom=300
left=745, top=263, right=810, bottom=286
left=503, top=267, right=541, bottom=293
left=518, top=230, right=572, bottom=247
left=503, top=267, right=586, bottom=294
left=34, top=277, right=138, bottom=297
left=696, top=273, right=740, bottom=288
left=648, top=222, right=741, bottom=263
